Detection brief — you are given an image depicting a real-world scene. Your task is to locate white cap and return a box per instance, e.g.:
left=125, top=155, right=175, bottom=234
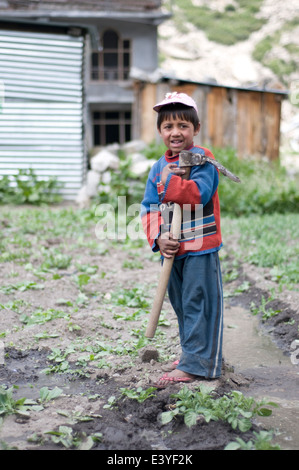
left=153, top=91, right=198, bottom=114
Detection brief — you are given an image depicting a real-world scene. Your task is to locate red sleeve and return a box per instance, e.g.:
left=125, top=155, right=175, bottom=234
left=141, top=211, right=162, bottom=251
left=162, top=175, right=201, bottom=207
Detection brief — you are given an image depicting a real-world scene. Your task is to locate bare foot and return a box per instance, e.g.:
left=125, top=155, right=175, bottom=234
left=168, top=369, right=194, bottom=380
left=154, top=369, right=196, bottom=388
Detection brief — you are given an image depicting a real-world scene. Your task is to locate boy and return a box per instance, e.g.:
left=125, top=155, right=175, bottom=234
left=141, top=92, right=223, bottom=387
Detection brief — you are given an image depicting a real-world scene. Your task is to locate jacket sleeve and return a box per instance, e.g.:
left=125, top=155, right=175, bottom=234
left=162, top=148, right=219, bottom=208
left=141, top=164, right=162, bottom=252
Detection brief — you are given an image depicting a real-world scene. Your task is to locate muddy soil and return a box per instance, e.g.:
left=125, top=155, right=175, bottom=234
left=0, top=205, right=298, bottom=452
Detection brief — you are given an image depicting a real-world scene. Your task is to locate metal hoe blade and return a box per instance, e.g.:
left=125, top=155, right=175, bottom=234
left=179, top=150, right=241, bottom=183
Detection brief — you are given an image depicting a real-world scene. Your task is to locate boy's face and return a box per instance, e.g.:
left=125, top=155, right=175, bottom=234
left=158, top=115, right=200, bottom=156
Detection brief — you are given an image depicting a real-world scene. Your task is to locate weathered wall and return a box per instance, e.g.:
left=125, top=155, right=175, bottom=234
left=139, top=81, right=285, bottom=160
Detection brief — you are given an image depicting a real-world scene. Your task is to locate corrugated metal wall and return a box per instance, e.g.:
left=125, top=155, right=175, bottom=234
left=0, top=29, right=86, bottom=199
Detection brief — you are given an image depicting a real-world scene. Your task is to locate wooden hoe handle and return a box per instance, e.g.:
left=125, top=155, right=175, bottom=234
left=145, top=203, right=182, bottom=338
left=145, top=167, right=191, bottom=338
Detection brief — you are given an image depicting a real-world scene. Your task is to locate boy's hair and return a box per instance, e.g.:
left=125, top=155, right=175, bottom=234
left=157, top=103, right=200, bottom=130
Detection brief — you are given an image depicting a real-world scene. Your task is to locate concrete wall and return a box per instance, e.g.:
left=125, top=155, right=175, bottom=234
left=83, top=19, right=159, bottom=150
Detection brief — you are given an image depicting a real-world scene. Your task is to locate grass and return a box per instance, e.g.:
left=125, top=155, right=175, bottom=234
left=173, top=0, right=265, bottom=45
left=221, top=213, right=299, bottom=288
left=215, top=147, right=299, bottom=217
left=253, top=18, right=299, bottom=85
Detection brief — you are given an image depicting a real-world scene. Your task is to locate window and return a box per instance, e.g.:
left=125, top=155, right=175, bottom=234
left=93, top=110, right=132, bottom=146
left=91, top=30, right=131, bottom=81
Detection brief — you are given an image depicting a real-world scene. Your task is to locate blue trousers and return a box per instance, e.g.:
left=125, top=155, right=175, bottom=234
left=167, top=252, right=223, bottom=378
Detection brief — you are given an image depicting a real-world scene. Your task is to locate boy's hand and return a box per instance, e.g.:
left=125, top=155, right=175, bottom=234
left=157, top=232, right=180, bottom=258
left=161, top=164, right=185, bottom=185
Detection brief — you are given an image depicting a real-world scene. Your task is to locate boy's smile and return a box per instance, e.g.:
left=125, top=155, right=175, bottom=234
left=158, top=117, right=200, bottom=156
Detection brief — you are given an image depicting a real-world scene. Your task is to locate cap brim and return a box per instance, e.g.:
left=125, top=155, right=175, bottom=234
left=153, top=101, right=196, bottom=112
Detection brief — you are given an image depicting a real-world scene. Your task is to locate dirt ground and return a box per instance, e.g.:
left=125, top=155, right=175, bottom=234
left=0, top=205, right=298, bottom=452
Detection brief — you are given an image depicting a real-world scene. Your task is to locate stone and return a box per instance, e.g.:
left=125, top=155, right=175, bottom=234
left=138, top=346, right=159, bottom=363
left=121, top=140, right=147, bottom=156
left=91, top=149, right=120, bottom=173
left=86, top=170, right=101, bottom=197
left=75, top=185, right=90, bottom=208
left=131, top=159, right=156, bottom=176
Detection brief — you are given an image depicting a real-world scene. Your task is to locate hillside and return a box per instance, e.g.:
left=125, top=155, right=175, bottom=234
left=158, top=0, right=299, bottom=164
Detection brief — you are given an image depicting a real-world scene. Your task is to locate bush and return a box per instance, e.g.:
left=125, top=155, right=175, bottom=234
left=95, top=141, right=166, bottom=214
left=94, top=143, right=299, bottom=218
left=0, top=169, right=63, bottom=205
left=215, top=147, right=299, bottom=216
left=252, top=18, right=299, bottom=85
left=174, top=0, right=265, bottom=45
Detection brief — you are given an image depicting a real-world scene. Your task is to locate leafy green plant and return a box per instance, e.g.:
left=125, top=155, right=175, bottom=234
left=0, top=169, right=63, bottom=205
left=76, top=263, right=99, bottom=275
left=103, top=396, right=118, bottom=409
left=39, top=387, right=63, bottom=404
left=225, top=430, right=281, bottom=450
left=44, top=347, right=74, bottom=375
left=0, top=385, right=63, bottom=421
left=96, top=154, right=147, bottom=214
left=57, top=408, right=101, bottom=424
left=250, top=293, right=281, bottom=321
left=0, top=281, right=44, bottom=295
left=0, top=385, right=43, bottom=417
left=20, top=308, right=70, bottom=326
left=216, top=147, right=299, bottom=216
left=46, top=426, right=74, bottom=447
left=0, top=248, right=31, bottom=263
left=0, top=299, right=28, bottom=313
left=113, top=307, right=148, bottom=322
left=110, top=287, right=150, bottom=309
left=120, top=386, right=157, bottom=403
left=44, top=346, right=91, bottom=377
left=0, top=175, right=12, bottom=202
left=45, top=426, right=101, bottom=449
left=221, top=213, right=299, bottom=289
left=161, top=385, right=277, bottom=432
left=34, top=331, right=60, bottom=341
left=41, top=249, right=72, bottom=270
left=122, top=259, right=144, bottom=269
left=142, top=140, right=167, bottom=160
left=76, top=273, right=91, bottom=290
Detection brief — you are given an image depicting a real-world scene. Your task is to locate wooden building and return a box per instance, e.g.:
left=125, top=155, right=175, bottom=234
left=137, top=79, right=288, bottom=161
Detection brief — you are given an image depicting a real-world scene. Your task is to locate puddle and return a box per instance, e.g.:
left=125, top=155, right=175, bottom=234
left=223, top=304, right=299, bottom=450
left=224, top=305, right=291, bottom=369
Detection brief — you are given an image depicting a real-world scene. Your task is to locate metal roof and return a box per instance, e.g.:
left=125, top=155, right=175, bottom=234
left=160, top=74, right=289, bottom=97
left=4, top=0, right=163, bottom=11
left=0, top=0, right=171, bottom=24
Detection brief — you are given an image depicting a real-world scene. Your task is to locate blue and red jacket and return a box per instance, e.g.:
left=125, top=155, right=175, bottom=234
left=141, top=145, right=222, bottom=259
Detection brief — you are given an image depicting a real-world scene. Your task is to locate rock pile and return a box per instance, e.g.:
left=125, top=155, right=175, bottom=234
left=75, top=140, right=156, bottom=208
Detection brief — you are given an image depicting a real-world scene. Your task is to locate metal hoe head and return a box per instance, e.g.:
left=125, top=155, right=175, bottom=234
left=179, top=150, right=207, bottom=168
left=179, top=150, right=241, bottom=183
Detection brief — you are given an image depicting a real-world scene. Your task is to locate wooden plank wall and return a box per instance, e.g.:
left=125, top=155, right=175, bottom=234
left=142, top=82, right=283, bottom=160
